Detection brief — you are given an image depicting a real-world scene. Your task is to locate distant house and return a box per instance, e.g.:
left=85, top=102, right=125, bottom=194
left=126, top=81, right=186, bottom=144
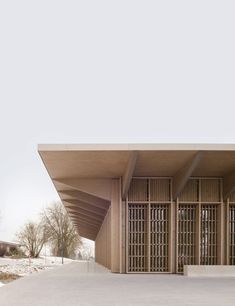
left=0, top=241, right=20, bottom=256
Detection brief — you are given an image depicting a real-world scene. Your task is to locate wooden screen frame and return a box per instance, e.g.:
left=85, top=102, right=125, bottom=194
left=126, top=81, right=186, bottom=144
left=126, top=177, right=173, bottom=274
left=176, top=177, right=224, bottom=273
left=227, top=199, right=235, bottom=265
left=126, top=176, right=226, bottom=274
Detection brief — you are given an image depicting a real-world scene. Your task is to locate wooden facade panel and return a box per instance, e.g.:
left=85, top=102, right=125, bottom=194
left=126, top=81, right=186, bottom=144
left=229, top=192, right=235, bottom=203
left=96, top=176, right=234, bottom=273
left=179, top=179, right=199, bottom=202
left=107, top=209, right=111, bottom=269
left=201, top=179, right=221, bottom=202
left=111, top=179, right=121, bottom=272
left=177, top=204, right=196, bottom=273
left=150, top=204, right=169, bottom=272
left=127, top=178, right=171, bottom=273
left=128, top=179, right=148, bottom=202
left=200, top=205, right=218, bottom=265
left=150, top=179, right=171, bottom=202
left=95, top=208, right=111, bottom=269
left=127, top=177, right=229, bottom=274
left=178, top=178, right=223, bottom=271
left=229, top=204, right=235, bottom=265
left=128, top=204, right=148, bottom=272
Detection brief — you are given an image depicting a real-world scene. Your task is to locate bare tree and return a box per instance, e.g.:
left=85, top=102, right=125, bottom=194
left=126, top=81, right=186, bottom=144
left=41, top=202, right=81, bottom=259
left=17, top=222, right=47, bottom=258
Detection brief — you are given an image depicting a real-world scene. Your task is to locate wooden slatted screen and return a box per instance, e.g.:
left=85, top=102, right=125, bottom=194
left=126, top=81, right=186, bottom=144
left=179, top=179, right=199, bottom=202
left=177, top=178, right=221, bottom=272
left=177, top=179, right=199, bottom=273
left=127, top=178, right=171, bottom=273
left=150, top=204, right=169, bottom=272
left=229, top=204, right=235, bottom=265
left=201, top=179, right=221, bottom=202
left=177, top=204, right=196, bottom=272
left=128, top=204, right=148, bottom=272
left=127, top=177, right=223, bottom=273
left=200, top=205, right=218, bottom=265
left=150, top=179, right=171, bottom=202
left=128, top=179, right=148, bottom=202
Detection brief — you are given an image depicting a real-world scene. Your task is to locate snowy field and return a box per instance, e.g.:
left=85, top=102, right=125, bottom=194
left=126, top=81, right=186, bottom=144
left=0, top=256, right=74, bottom=282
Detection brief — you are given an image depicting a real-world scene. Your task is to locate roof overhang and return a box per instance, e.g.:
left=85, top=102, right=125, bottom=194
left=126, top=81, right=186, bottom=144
left=38, top=143, right=235, bottom=240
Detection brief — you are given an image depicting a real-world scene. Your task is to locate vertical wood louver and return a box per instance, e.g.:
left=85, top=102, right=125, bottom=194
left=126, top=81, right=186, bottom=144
left=177, top=204, right=196, bottom=272
left=127, top=178, right=172, bottom=273
left=150, top=204, right=169, bottom=272
left=200, top=204, right=218, bottom=265
left=228, top=202, right=235, bottom=265
left=127, top=177, right=225, bottom=273
left=177, top=178, right=222, bottom=272
left=128, top=204, right=148, bottom=272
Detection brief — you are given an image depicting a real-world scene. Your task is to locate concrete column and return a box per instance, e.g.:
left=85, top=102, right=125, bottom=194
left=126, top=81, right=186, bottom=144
left=111, top=178, right=121, bottom=273
left=95, top=208, right=111, bottom=269
left=121, top=200, right=126, bottom=273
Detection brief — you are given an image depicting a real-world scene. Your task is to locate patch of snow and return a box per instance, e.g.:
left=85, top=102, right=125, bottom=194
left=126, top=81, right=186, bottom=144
left=0, top=282, right=5, bottom=288
left=0, top=256, right=74, bottom=277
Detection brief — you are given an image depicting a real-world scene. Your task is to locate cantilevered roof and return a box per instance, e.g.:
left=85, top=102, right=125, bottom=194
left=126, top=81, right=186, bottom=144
left=38, top=144, right=235, bottom=240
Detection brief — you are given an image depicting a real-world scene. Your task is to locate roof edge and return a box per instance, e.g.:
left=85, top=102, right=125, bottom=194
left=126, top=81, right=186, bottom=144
left=38, top=143, right=235, bottom=152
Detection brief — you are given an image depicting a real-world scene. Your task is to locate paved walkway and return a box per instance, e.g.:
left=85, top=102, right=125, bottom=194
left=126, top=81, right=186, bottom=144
left=1, top=261, right=235, bottom=306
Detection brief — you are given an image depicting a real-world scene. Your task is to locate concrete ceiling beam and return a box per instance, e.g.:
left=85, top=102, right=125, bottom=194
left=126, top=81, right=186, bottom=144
left=122, top=151, right=138, bottom=200
left=68, top=212, right=102, bottom=227
left=223, top=171, right=235, bottom=200
left=65, top=205, right=104, bottom=222
left=54, top=178, right=112, bottom=201
left=59, top=189, right=110, bottom=210
left=172, top=151, right=204, bottom=200
left=63, top=199, right=107, bottom=217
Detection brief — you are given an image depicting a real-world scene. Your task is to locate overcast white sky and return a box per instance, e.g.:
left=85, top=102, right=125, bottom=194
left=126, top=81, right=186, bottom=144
left=0, top=1, right=235, bottom=242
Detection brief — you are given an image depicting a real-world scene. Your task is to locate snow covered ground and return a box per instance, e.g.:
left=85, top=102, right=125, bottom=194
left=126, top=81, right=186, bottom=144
left=0, top=256, right=74, bottom=277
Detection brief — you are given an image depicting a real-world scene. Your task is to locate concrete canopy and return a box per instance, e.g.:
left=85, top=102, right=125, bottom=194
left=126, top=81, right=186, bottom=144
left=38, top=144, right=235, bottom=240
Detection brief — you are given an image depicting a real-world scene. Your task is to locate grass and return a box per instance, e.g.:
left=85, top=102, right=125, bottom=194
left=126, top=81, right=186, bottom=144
left=9, top=255, right=27, bottom=259
left=0, top=272, right=21, bottom=283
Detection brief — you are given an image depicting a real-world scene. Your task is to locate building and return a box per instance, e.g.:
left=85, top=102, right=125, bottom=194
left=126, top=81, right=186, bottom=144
left=38, top=144, right=235, bottom=274
left=0, top=241, right=21, bottom=256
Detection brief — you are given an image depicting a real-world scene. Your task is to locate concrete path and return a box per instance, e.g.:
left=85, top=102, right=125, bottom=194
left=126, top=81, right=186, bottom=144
left=1, top=261, right=235, bottom=306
